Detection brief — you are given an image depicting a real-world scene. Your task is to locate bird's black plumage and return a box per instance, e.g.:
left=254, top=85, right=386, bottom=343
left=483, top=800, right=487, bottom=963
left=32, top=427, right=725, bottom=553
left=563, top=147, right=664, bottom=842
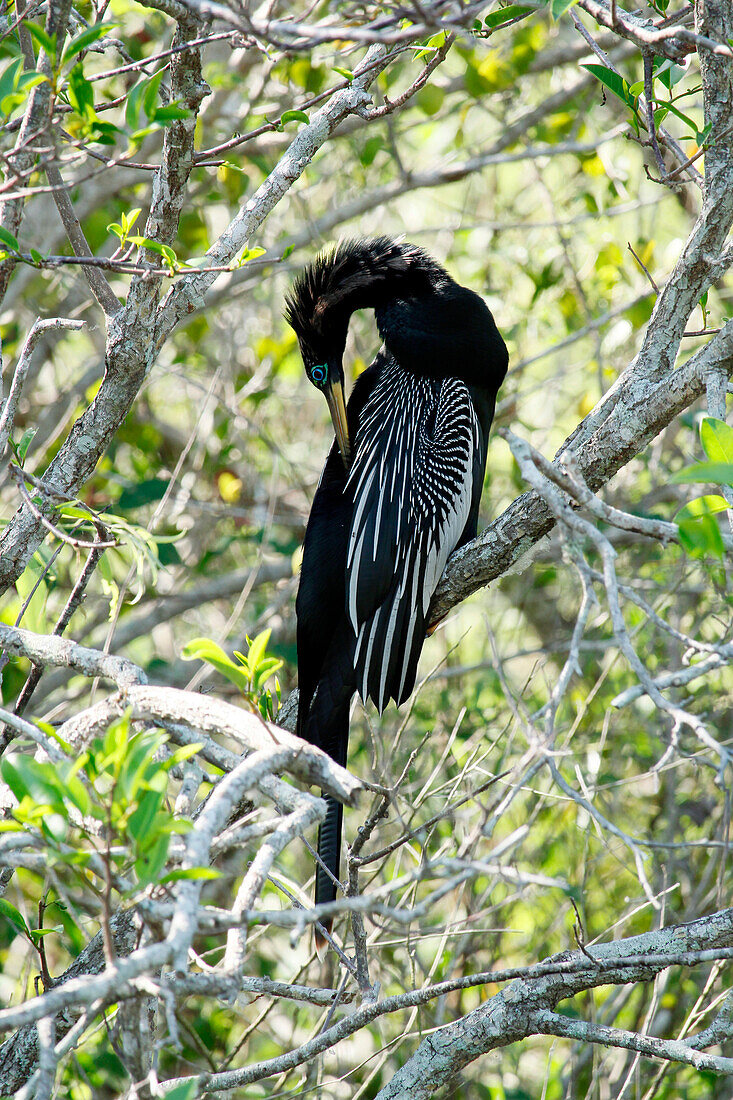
left=286, top=238, right=508, bottom=936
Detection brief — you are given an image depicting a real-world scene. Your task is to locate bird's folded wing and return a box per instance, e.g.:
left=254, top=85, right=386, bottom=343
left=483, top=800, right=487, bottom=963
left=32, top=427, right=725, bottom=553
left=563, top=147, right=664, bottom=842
left=345, top=360, right=480, bottom=711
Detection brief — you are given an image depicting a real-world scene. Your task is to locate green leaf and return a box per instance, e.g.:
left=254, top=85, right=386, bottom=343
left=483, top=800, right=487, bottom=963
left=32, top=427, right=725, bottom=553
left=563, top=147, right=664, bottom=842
left=675, top=495, right=730, bottom=523
left=62, top=21, right=118, bottom=66
left=232, top=650, right=250, bottom=673
left=253, top=657, right=283, bottom=694
left=134, top=832, right=170, bottom=885
left=16, top=427, right=36, bottom=464
left=157, top=818, right=192, bottom=836
left=660, top=100, right=698, bottom=133
left=246, top=628, right=271, bottom=673
left=67, top=63, right=96, bottom=117
left=122, top=208, right=142, bottom=234
left=57, top=503, right=93, bottom=522
left=1, top=758, right=29, bottom=801
left=127, top=237, right=179, bottom=268
left=39, top=814, right=67, bottom=844
left=63, top=771, right=91, bottom=816
left=332, top=66, right=353, bottom=82
left=0, top=226, right=20, bottom=251
left=582, top=64, right=637, bottom=111
left=678, top=514, right=725, bottom=560
left=2, top=756, right=65, bottom=810
left=654, top=58, right=687, bottom=90
left=550, top=0, right=579, bottom=18
left=142, top=68, right=165, bottom=120
left=159, top=867, right=222, bottom=883
left=671, top=461, right=733, bottom=487
left=27, top=923, right=51, bottom=941
left=181, top=637, right=251, bottom=693
left=152, top=104, right=190, bottom=122
left=0, top=59, right=45, bottom=117
left=29, top=927, right=60, bottom=942
left=415, top=30, right=448, bottom=59
left=0, top=58, right=23, bottom=105
left=280, top=109, right=309, bottom=125
left=89, top=121, right=119, bottom=145
left=18, top=70, right=45, bottom=94
left=484, top=4, right=533, bottom=28
left=101, top=709, right=131, bottom=773
left=125, top=75, right=149, bottom=131
left=700, top=417, right=733, bottom=465
left=0, top=898, right=31, bottom=939
left=165, top=743, right=204, bottom=770
left=118, top=731, right=163, bottom=801
left=128, top=788, right=163, bottom=843
left=25, top=21, right=57, bottom=64
left=239, top=246, right=266, bottom=265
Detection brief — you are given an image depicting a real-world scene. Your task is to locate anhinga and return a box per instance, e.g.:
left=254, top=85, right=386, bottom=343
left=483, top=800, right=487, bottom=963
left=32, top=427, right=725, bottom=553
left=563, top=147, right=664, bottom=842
left=286, top=237, right=508, bottom=936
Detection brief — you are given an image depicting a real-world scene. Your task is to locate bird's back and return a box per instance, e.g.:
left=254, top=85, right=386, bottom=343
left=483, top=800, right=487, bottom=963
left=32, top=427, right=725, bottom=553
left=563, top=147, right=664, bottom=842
left=344, top=353, right=483, bottom=710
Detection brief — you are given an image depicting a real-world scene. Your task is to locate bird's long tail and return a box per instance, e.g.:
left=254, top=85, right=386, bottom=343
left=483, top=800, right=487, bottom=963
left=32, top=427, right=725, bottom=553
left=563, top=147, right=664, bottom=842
left=316, top=793, right=343, bottom=916
left=298, top=635, right=354, bottom=948
left=312, top=697, right=349, bottom=949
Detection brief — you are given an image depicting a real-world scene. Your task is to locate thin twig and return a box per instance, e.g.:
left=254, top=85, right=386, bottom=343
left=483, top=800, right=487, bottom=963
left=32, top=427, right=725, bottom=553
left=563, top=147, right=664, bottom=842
left=13, top=522, right=111, bottom=720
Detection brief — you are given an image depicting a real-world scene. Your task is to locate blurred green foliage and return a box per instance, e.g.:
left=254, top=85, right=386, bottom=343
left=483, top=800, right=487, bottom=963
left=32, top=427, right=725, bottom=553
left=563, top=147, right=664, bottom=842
left=0, top=0, right=731, bottom=1095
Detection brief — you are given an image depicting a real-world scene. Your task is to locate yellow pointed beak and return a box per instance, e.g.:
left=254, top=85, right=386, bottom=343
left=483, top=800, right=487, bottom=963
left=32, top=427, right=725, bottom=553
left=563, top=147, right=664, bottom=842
left=325, top=379, right=350, bottom=470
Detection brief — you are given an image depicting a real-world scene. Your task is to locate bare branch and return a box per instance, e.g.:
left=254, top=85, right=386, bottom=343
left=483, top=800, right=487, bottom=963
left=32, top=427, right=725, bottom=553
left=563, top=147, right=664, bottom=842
left=536, top=1010, right=733, bottom=1075
left=45, top=165, right=121, bottom=317
left=432, top=320, right=733, bottom=620
left=0, top=318, right=85, bottom=461
left=578, top=0, right=733, bottom=62
left=55, top=684, right=363, bottom=804
left=0, top=623, right=146, bottom=692
left=374, top=909, right=733, bottom=1099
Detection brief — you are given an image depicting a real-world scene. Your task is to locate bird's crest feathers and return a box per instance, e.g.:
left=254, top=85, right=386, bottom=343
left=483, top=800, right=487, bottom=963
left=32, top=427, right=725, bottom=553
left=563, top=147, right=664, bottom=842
left=284, top=237, right=449, bottom=345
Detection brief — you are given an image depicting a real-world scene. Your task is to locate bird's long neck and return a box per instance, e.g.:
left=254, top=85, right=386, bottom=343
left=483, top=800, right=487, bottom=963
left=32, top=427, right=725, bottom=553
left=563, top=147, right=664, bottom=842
left=375, top=287, right=508, bottom=392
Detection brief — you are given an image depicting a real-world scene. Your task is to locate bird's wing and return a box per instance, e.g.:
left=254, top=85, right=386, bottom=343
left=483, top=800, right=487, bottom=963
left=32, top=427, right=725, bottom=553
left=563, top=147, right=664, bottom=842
left=345, top=358, right=480, bottom=711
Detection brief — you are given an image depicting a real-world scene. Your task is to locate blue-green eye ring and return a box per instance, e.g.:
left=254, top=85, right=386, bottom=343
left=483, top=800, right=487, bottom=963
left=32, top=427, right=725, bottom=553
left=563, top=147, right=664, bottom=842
left=311, top=364, right=328, bottom=386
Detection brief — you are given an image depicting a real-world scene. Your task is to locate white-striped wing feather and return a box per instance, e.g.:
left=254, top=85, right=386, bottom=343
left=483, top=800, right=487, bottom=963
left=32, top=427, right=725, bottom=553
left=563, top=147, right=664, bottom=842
left=345, top=357, right=480, bottom=712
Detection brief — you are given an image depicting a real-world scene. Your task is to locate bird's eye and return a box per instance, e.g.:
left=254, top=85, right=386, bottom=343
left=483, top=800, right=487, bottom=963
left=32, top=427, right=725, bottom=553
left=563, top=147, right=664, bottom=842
left=311, top=364, right=328, bottom=386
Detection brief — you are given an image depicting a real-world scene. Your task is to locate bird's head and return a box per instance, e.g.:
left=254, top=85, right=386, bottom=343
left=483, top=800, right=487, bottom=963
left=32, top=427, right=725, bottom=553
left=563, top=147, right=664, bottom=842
left=286, top=238, right=440, bottom=467
left=285, top=248, right=361, bottom=469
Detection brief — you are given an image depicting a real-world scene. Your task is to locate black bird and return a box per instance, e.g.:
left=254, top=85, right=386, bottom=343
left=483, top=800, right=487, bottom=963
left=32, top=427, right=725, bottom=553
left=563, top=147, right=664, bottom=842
left=285, top=238, right=507, bottom=935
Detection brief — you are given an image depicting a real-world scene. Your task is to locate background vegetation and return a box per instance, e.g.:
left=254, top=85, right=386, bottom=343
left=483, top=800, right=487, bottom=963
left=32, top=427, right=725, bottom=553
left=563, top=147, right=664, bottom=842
left=0, top=0, right=732, bottom=1096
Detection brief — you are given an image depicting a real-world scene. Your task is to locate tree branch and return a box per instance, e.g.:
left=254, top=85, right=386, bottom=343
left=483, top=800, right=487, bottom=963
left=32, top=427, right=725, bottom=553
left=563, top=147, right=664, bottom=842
left=55, top=683, right=362, bottom=804
left=45, top=165, right=121, bottom=317
left=374, top=908, right=733, bottom=1098
left=432, top=319, right=733, bottom=620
